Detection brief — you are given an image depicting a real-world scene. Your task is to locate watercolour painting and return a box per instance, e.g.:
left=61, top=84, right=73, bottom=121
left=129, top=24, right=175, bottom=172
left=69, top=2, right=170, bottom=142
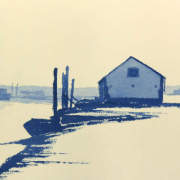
left=1, top=0, right=180, bottom=180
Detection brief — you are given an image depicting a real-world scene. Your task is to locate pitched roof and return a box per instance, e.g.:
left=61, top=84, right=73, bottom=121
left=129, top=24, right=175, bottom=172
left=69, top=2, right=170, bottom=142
left=98, top=56, right=166, bottom=84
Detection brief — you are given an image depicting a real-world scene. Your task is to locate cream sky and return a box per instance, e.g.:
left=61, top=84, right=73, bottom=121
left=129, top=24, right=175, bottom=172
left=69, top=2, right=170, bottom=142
left=0, top=0, right=180, bottom=87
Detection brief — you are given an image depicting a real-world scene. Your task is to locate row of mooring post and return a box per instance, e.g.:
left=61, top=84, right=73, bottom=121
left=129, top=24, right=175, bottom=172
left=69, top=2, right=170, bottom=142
left=52, top=66, right=75, bottom=124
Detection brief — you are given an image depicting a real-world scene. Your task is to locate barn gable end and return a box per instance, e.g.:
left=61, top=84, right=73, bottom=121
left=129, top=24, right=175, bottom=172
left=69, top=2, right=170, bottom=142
left=98, top=56, right=166, bottom=106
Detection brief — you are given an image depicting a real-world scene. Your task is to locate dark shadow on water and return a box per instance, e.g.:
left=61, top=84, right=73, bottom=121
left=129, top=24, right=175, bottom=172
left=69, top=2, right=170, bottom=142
left=74, top=98, right=180, bottom=109
left=162, top=103, right=180, bottom=107
left=0, top=127, right=86, bottom=179
left=0, top=109, right=159, bottom=178
left=1, top=100, right=180, bottom=178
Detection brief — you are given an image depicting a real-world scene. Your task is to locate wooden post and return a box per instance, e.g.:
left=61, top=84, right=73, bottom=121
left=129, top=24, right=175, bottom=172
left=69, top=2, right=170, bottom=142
left=70, top=79, right=75, bottom=109
left=65, top=66, right=69, bottom=109
left=53, top=68, right=58, bottom=116
left=62, top=72, right=65, bottom=109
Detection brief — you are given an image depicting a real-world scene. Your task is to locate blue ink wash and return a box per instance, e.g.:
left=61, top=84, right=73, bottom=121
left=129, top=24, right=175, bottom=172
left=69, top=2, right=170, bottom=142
left=2, top=56, right=180, bottom=179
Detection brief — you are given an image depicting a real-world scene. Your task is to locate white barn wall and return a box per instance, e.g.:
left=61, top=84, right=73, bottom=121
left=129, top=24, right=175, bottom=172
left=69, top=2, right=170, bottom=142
left=106, top=58, right=161, bottom=99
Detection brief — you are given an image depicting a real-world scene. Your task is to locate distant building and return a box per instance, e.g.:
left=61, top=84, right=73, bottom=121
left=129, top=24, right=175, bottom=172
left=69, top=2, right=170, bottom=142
left=98, top=56, right=166, bottom=106
left=0, top=88, right=11, bottom=100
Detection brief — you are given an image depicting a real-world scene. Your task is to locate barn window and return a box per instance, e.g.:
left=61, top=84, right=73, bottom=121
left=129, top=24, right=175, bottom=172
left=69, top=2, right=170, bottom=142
left=127, top=68, right=139, bottom=77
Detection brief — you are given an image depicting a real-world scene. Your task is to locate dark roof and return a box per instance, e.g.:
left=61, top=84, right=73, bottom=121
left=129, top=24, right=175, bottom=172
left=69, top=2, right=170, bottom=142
left=98, top=56, right=166, bottom=84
